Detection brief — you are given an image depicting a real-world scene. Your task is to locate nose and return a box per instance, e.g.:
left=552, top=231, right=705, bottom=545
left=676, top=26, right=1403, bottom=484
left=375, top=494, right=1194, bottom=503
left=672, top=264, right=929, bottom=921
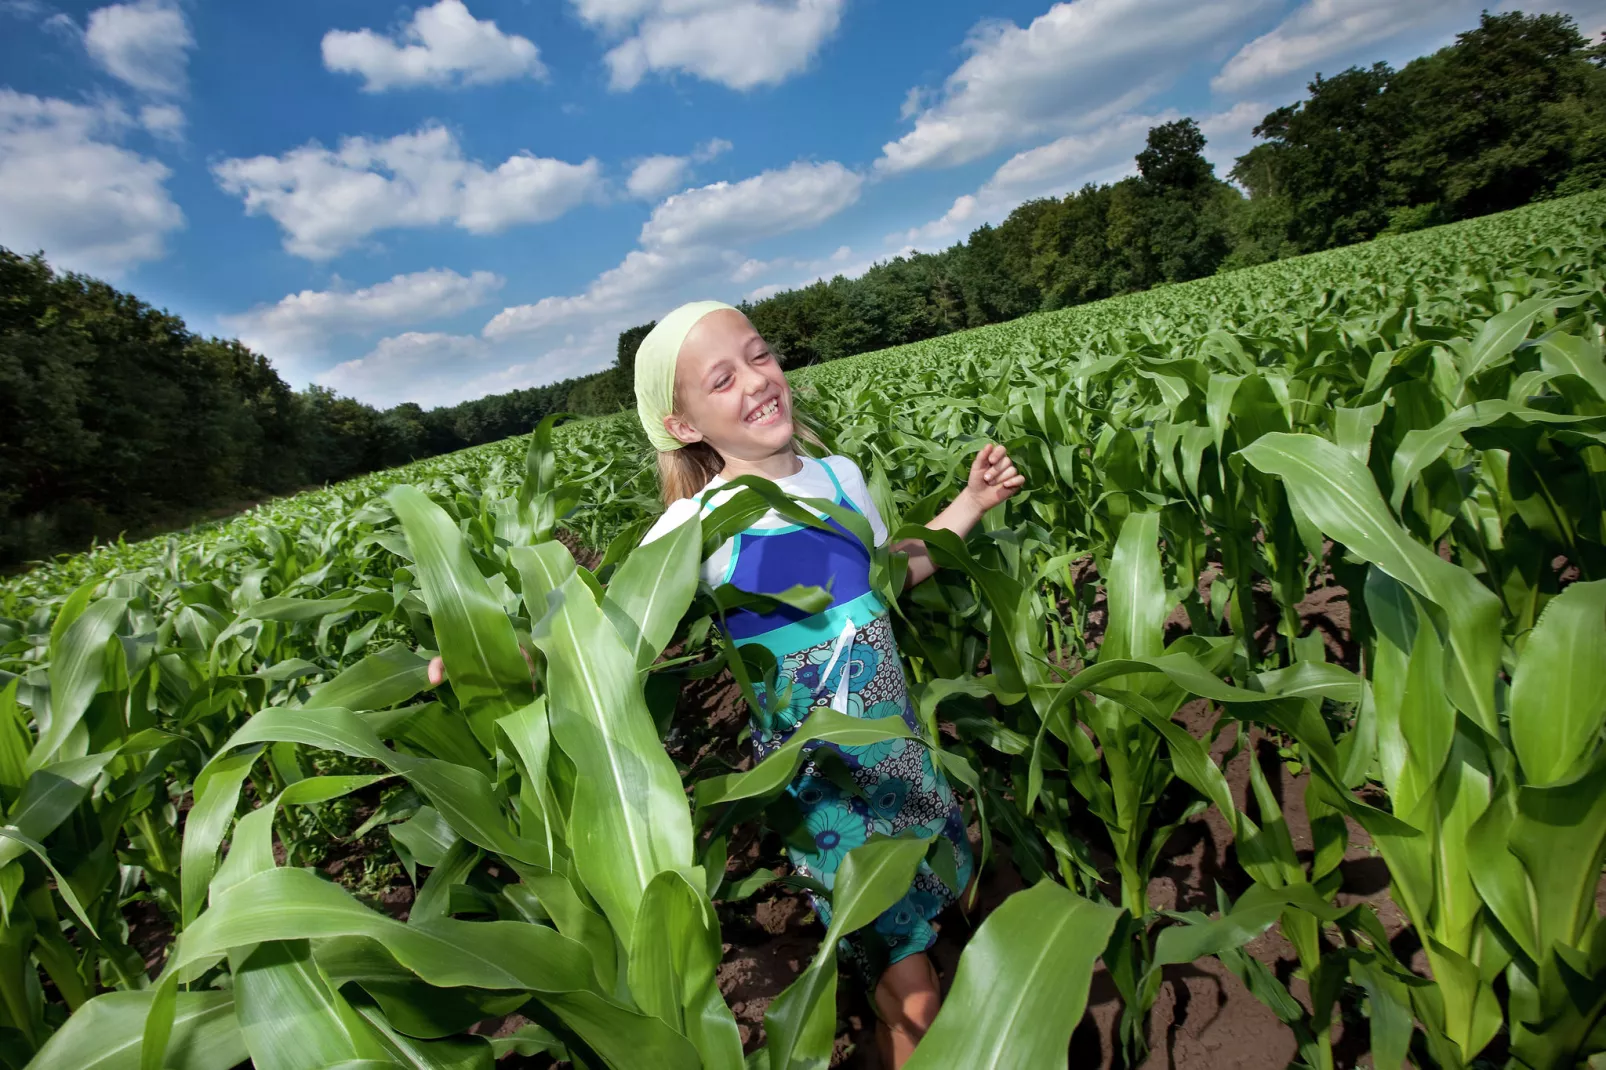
left=740, top=360, right=771, bottom=395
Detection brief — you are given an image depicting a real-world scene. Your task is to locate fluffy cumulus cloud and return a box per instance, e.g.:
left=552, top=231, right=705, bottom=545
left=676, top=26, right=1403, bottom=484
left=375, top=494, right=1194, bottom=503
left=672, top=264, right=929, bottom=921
left=138, top=102, right=184, bottom=140
left=322, top=0, right=547, bottom=92
left=220, top=268, right=504, bottom=379
left=626, top=137, right=731, bottom=200
left=0, top=90, right=183, bottom=275
left=212, top=124, right=602, bottom=259
left=733, top=244, right=910, bottom=302
left=483, top=158, right=862, bottom=341
left=483, top=244, right=727, bottom=338
left=900, top=100, right=1265, bottom=249
left=317, top=332, right=488, bottom=407
left=321, top=328, right=618, bottom=407
left=571, top=0, right=844, bottom=91
left=84, top=0, right=194, bottom=96
left=638, top=160, right=861, bottom=249
left=1213, top=0, right=1461, bottom=94
left=879, top=0, right=1275, bottom=175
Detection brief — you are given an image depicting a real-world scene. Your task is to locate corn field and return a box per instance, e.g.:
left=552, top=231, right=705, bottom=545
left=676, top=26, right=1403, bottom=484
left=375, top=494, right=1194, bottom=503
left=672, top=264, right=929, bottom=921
left=1, top=189, right=1604, bottom=1070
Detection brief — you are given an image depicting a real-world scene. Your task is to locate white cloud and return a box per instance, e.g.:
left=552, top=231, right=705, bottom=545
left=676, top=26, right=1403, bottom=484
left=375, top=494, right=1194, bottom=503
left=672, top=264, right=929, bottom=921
left=899, top=102, right=1261, bottom=249
left=626, top=137, right=732, bottom=199
left=639, top=160, right=861, bottom=249
left=732, top=243, right=857, bottom=295
left=322, top=0, right=547, bottom=92
left=627, top=155, right=690, bottom=199
left=1213, top=0, right=1462, bottom=94
left=0, top=90, right=182, bottom=275
left=84, top=0, right=193, bottom=97
left=138, top=102, right=184, bottom=140
left=317, top=332, right=487, bottom=406
left=1215, top=1, right=1606, bottom=95
left=482, top=156, right=861, bottom=358
left=212, top=124, right=602, bottom=259
left=572, top=0, right=844, bottom=91
left=902, top=111, right=1165, bottom=246
left=878, top=0, right=1275, bottom=175
left=319, top=328, right=619, bottom=407
left=483, top=244, right=724, bottom=338
left=221, top=268, right=504, bottom=380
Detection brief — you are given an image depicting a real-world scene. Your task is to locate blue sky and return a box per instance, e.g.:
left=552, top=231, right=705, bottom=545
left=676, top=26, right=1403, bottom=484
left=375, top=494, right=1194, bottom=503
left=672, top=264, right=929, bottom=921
left=3, top=0, right=1602, bottom=409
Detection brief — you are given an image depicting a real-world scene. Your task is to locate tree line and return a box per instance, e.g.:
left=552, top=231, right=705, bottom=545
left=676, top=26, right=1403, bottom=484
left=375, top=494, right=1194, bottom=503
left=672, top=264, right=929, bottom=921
left=3, top=10, right=1601, bottom=568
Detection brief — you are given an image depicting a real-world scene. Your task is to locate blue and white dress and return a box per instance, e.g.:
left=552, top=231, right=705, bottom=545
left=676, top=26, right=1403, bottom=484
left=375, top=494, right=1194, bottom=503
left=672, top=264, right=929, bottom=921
left=642, top=454, right=973, bottom=983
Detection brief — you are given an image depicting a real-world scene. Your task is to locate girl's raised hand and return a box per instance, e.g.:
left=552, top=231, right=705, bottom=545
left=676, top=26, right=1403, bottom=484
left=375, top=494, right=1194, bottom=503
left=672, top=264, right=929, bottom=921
left=963, top=443, right=1025, bottom=511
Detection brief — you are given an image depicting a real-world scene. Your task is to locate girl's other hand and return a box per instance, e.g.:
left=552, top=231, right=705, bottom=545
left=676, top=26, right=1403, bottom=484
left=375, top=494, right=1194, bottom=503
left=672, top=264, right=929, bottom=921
left=963, top=443, right=1025, bottom=511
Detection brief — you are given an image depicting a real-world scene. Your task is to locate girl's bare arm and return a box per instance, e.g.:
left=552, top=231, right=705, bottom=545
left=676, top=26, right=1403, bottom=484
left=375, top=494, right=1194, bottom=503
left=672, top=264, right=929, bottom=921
left=895, top=444, right=1024, bottom=589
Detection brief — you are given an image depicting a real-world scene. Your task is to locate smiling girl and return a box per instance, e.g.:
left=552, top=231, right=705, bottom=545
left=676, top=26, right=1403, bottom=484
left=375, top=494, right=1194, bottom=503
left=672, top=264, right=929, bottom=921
left=635, top=300, right=1024, bottom=1067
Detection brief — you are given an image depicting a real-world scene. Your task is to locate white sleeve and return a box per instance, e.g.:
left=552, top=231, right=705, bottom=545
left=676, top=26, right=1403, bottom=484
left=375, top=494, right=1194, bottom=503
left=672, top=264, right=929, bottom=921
left=639, top=497, right=700, bottom=546
left=639, top=495, right=734, bottom=587
left=824, top=456, right=889, bottom=548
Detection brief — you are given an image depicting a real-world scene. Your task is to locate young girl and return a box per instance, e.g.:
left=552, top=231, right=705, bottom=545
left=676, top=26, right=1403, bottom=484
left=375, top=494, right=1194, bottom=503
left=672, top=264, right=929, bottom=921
left=634, top=300, right=1024, bottom=1067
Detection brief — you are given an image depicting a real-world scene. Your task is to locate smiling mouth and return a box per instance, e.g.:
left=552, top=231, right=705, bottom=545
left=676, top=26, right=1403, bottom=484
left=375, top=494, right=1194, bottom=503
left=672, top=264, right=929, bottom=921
left=746, top=397, right=782, bottom=424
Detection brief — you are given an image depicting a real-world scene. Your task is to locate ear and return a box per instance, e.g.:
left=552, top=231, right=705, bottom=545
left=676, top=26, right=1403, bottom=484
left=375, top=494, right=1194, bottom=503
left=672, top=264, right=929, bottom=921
left=663, top=412, right=704, bottom=446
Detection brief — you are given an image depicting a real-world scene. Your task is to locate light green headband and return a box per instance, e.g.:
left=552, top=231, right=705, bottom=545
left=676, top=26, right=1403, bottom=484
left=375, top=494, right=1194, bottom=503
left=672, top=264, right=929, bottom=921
left=634, top=299, right=738, bottom=453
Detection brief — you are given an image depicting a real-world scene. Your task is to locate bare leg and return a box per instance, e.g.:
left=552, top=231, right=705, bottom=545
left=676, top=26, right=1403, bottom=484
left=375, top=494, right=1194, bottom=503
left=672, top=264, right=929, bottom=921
left=874, top=952, right=942, bottom=1068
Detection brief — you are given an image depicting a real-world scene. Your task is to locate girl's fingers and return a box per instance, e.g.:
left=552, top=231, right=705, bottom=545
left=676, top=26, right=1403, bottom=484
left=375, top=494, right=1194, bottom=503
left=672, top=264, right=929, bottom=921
left=427, top=656, right=445, bottom=687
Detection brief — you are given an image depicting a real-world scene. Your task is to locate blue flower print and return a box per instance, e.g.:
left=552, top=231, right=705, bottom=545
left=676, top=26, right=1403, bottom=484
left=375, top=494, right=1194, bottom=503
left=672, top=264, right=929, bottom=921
left=843, top=641, right=880, bottom=690
left=868, top=778, right=909, bottom=822
left=793, top=776, right=839, bottom=810
left=780, top=675, right=817, bottom=728
left=876, top=888, right=942, bottom=939
left=806, top=807, right=867, bottom=870
left=864, top=699, right=904, bottom=722
left=843, top=734, right=904, bottom=771
left=792, top=662, right=822, bottom=692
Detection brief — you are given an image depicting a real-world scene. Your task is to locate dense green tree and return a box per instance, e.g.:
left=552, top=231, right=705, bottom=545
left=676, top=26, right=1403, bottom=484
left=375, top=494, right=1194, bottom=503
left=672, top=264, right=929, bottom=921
left=1238, top=63, right=1400, bottom=251
left=1387, top=12, right=1606, bottom=218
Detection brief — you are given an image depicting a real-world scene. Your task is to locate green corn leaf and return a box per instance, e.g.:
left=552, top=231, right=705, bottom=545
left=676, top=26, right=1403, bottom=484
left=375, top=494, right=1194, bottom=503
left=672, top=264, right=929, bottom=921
left=179, top=744, right=264, bottom=928
left=628, top=870, right=744, bottom=1070
left=29, top=596, right=128, bottom=771
left=601, top=509, right=701, bottom=672
left=387, top=485, right=534, bottom=720
left=763, top=836, right=929, bottom=1070
left=1100, top=510, right=1166, bottom=667
left=307, top=644, right=431, bottom=713
left=25, top=990, right=247, bottom=1070
left=166, top=867, right=699, bottom=1069
left=1508, top=580, right=1606, bottom=786
left=219, top=707, right=549, bottom=867
left=316, top=936, right=526, bottom=1041
left=231, top=938, right=394, bottom=1070
left=525, top=563, right=694, bottom=940
left=1240, top=433, right=1502, bottom=735
left=904, top=880, right=1119, bottom=1070
left=244, top=594, right=362, bottom=622
left=694, top=708, right=917, bottom=814
left=0, top=753, right=116, bottom=869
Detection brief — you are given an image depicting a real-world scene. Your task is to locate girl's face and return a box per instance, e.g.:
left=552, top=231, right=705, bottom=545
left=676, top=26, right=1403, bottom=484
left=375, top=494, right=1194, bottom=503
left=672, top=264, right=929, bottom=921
left=665, top=309, right=794, bottom=461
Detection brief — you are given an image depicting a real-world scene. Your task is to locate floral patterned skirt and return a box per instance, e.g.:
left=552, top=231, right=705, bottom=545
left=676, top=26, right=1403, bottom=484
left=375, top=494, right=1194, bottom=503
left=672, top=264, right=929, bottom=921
left=749, top=612, right=974, bottom=986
